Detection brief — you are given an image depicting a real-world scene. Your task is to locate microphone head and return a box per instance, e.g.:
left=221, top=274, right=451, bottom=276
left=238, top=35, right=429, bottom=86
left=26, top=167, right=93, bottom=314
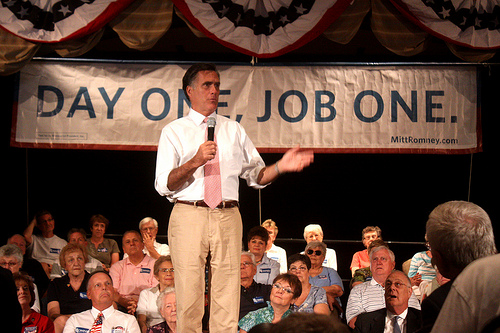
left=207, top=117, right=216, bottom=128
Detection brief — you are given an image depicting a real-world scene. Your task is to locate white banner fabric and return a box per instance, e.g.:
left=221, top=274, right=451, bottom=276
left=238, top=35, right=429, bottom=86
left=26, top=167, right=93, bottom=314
left=12, top=61, right=480, bottom=154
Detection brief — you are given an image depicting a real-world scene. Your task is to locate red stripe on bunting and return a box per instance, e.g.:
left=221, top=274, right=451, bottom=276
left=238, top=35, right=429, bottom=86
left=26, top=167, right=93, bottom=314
left=172, top=0, right=353, bottom=58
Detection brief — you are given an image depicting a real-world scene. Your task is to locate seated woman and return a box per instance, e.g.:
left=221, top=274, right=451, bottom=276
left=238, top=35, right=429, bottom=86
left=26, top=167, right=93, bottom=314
left=304, top=241, right=343, bottom=317
left=137, top=255, right=175, bottom=333
left=238, top=273, right=302, bottom=333
left=86, top=214, right=120, bottom=270
left=303, top=224, right=338, bottom=270
left=47, top=243, right=92, bottom=333
left=15, top=272, right=54, bottom=333
left=148, top=287, right=177, bottom=333
left=287, top=253, right=330, bottom=315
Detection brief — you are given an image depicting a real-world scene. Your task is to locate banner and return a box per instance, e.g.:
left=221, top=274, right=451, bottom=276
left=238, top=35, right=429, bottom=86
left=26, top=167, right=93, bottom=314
left=11, top=61, right=481, bottom=154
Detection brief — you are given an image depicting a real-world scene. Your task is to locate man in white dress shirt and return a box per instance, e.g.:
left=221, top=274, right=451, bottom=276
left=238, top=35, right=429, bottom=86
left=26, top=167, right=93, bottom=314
left=154, top=63, right=313, bottom=333
left=138, top=217, right=170, bottom=259
left=63, top=271, right=140, bottom=333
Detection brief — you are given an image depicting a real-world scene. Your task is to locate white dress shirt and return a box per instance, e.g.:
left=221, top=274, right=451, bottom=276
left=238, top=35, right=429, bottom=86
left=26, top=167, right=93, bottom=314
left=63, top=305, right=140, bottom=333
left=384, top=308, right=408, bottom=333
left=155, top=109, right=266, bottom=202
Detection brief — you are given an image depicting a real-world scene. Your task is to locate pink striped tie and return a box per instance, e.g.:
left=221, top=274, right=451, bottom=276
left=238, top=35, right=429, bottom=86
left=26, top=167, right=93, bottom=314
left=204, top=117, right=222, bottom=209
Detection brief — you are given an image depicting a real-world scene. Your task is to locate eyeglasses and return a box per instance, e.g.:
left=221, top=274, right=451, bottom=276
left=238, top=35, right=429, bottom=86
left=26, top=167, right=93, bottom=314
left=159, top=268, right=174, bottom=273
left=241, top=261, right=254, bottom=267
left=272, top=283, right=293, bottom=294
left=385, top=281, right=410, bottom=289
left=0, top=261, right=19, bottom=267
left=306, top=249, right=322, bottom=256
left=289, top=266, right=307, bottom=272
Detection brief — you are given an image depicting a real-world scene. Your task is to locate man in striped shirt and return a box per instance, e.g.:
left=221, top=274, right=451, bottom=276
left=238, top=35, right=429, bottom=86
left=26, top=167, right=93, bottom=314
left=346, top=245, right=421, bottom=329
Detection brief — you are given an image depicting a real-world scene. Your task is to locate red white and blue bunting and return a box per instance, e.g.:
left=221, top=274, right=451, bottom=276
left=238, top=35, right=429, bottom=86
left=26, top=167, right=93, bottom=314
left=390, top=0, right=500, bottom=49
left=172, top=0, right=352, bottom=57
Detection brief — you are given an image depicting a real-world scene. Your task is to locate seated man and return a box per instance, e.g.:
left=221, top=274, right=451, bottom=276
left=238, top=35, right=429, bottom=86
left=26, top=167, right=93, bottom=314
left=135, top=217, right=170, bottom=259
left=346, top=245, right=420, bottom=329
left=7, top=233, right=50, bottom=297
left=262, top=219, right=287, bottom=274
left=50, top=228, right=104, bottom=278
left=23, top=210, right=68, bottom=277
left=354, top=270, right=422, bottom=333
left=240, top=251, right=272, bottom=320
left=247, top=226, right=280, bottom=285
left=109, top=230, right=157, bottom=315
left=63, top=271, right=140, bottom=333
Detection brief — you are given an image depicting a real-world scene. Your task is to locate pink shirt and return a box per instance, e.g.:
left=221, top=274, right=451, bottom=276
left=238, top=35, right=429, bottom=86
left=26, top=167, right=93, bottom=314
left=350, top=249, right=370, bottom=271
left=109, top=254, right=158, bottom=300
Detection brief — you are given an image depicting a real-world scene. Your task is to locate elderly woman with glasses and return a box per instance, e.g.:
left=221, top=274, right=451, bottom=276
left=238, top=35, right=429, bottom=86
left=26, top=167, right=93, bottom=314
left=137, top=255, right=175, bottom=333
left=238, top=273, right=302, bottom=333
left=287, top=253, right=330, bottom=315
left=305, top=241, right=344, bottom=317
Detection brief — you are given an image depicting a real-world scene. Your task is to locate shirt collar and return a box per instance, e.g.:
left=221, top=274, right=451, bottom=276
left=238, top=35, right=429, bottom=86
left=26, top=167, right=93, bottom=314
left=387, top=308, right=408, bottom=320
left=91, top=305, right=115, bottom=318
left=188, top=108, right=216, bottom=126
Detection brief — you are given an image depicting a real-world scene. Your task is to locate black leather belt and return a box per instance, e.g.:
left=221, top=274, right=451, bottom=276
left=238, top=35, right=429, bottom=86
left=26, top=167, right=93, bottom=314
left=175, top=200, right=239, bottom=209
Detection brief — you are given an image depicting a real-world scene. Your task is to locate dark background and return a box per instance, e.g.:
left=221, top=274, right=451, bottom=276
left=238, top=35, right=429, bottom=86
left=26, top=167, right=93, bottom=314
left=2, top=12, right=499, bottom=308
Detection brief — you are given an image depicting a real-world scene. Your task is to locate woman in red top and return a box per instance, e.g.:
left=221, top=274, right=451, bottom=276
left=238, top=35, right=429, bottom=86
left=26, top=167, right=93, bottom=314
left=15, top=272, right=54, bottom=333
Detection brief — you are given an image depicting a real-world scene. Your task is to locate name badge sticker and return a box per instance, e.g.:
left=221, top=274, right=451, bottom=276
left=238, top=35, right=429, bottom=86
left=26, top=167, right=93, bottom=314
left=97, top=247, right=108, bottom=253
left=140, top=267, right=151, bottom=274
left=49, top=248, right=61, bottom=254
left=24, top=327, right=37, bottom=333
left=79, top=292, right=88, bottom=299
left=111, top=326, right=125, bottom=333
left=75, top=328, right=89, bottom=333
left=318, top=275, right=328, bottom=280
left=253, top=296, right=265, bottom=304
left=259, top=268, right=271, bottom=274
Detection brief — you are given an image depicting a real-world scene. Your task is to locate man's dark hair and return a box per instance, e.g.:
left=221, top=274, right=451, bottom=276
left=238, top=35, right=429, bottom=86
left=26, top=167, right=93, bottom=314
left=182, top=63, right=219, bottom=101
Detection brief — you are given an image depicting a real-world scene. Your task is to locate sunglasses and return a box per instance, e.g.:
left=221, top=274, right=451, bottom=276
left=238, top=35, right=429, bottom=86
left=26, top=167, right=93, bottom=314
left=307, top=249, right=323, bottom=256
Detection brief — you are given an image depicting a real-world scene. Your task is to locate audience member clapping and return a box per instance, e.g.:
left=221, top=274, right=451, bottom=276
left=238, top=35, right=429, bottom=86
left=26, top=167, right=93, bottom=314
left=109, top=230, right=157, bottom=315
left=87, top=214, right=120, bottom=270
left=247, top=226, right=280, bottom=285
left=149, top=287, right=177, bottom=333
left=304, top=241, right=343, bottom=317
left=303, top=224, right=338, bottom=270
left=238, top=273, right=302, bottom=333
left=47, top=243, right=92, bottom=333
left=287, top=253, right=330, bottom=315
left=15, top=271, right=55, bottom=333
left=137, top=255, right=175, bottom=333
left=350, top=226, right=382, bottom=276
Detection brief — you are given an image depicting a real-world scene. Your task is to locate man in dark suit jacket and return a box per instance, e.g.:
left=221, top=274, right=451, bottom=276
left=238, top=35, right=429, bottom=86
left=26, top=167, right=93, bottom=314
left=354, top=270, right=422, bottom=333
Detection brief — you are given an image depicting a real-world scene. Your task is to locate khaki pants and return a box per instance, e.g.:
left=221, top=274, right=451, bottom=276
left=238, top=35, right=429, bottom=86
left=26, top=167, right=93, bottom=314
left=168, top=203, right=242, bottom=333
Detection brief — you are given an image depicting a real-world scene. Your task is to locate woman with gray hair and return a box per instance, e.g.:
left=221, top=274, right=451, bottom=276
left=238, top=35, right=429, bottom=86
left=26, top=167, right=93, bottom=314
left=148, top=287, right=177, bottom=333
left=137, top=255, right=175, bottom=333
left=303, top=224, right=338, bottom=270
left=304, top=241, right=344, bottom=317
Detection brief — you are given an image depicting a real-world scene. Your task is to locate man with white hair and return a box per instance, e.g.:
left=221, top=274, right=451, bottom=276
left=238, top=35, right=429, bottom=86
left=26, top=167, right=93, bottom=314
left=139, top=217, right=170, bottom=259
left=303, top=224, right=337, bottom=270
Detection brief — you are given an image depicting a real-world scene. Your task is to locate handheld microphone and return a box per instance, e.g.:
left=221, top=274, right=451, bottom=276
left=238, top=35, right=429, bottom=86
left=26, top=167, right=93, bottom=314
left=207, top=117, right=216, bottom=141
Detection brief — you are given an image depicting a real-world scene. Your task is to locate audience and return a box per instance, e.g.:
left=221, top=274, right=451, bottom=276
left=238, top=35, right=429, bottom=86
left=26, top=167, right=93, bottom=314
left=240, top=251, right=273, bottom=320
left=350, top=226, right=382, bottom=276
left=247, top=226, right=280, bottom=285
left=63, top=271, right=140, bottom=333
left=354, top=270, right=422, bottom=333
left=287, top=253, right=330, bottom=315
left=7, top=233, right=50, bottom=298
left=350, top=239, right=388, bottom=289
left=346, top=245, right=420, bottom=329
left=303, top=224, right=338, bottom=270
left=137, top=255, right=175, bottom=333
left=149, top=287, right=177, bottom=333
left=262, top=219, right=288, bottom=274
left=86, top=214, right=120, bottom=270
left=138, top=217, right=170, bottom=260
left=0, top=244, right=41, bottom=312
left=109, top=230, right=157, bottom=315
left=46, top=243, right=92, bottom=333
left=23, top=210, right=68, bottom=278
left=15, top=271, right=54, bottom=333
left=407, top=234, right=436, bottom=301
left=304, top=241, right=343, bottom=316
left=238, top=273, right=301, bottom=333
left=50, top=228, right=104, bottom=279
left=430, top=253, right=500, bottom=333
left=417, top=200, right=498, bottom=333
